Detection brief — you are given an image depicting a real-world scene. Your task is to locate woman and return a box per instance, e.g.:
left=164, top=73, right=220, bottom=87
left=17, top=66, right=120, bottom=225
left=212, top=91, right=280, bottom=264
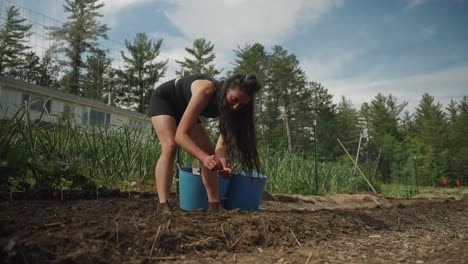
left=149, top=73, right=262, bottom=213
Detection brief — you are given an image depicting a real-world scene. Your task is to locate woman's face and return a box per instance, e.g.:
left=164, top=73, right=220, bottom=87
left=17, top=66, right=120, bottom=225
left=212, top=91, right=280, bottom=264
left=226, top=88, right=251, bottom=111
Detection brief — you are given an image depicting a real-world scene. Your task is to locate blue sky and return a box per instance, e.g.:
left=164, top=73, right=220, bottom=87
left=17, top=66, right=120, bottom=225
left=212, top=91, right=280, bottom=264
left=8, top=0, right=468, bottom=111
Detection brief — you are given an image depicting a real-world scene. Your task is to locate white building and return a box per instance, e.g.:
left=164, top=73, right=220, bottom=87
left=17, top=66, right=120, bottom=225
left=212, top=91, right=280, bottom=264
left=0, top=76, right=151, bottom=130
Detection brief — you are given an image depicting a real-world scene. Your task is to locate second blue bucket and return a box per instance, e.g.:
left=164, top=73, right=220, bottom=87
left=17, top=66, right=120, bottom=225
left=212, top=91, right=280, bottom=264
left=224, top=171, right=267, bottom=211
left=178, top=166, right=230, bottom=211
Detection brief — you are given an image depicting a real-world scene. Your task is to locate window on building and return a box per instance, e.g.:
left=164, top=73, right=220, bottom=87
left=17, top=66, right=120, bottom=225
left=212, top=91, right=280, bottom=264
left=64, top=105, right=71, bottom=113
left=89, top=109, right=110, bottom=126
left=82, top=110, right=88, bottom=124
left=61, top=105, right=74, bottom=120
left=22, top=94, right=30, bottom=105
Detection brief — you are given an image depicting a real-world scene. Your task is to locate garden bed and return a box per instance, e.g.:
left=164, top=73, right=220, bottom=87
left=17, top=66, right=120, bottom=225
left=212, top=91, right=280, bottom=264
left=1, top=192, right=467, bottom=263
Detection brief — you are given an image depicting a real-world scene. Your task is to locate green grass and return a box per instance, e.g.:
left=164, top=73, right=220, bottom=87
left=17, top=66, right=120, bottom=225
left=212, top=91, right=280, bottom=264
left=261, top=150, right=371, bottom=195
left=3, top=105, right=454, bottom=199
left=0, top=105, right=159, bottom=197
left=378, top=183, right=419, bottom=198
left=416, top=186, right=468, bottom=198
left=379, top=184, right=468, bottom=199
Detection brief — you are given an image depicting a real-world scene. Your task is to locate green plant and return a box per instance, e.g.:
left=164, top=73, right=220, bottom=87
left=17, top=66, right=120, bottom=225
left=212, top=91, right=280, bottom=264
left=260, top=148, right=369, bottom=195
left=2, top=105, right=158, bottom=196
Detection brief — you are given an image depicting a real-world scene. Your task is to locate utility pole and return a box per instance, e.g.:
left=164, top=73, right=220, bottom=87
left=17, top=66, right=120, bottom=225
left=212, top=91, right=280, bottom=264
left=314, top=119, right=318, bottom=194
left=414, top=155, right=418, bottom=194
left=367, top=136, right=371, bottom=182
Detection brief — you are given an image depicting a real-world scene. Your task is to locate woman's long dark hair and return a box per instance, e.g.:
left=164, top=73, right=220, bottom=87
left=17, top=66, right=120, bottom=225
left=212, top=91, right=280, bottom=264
left=217, top=73, right=262, bottom=175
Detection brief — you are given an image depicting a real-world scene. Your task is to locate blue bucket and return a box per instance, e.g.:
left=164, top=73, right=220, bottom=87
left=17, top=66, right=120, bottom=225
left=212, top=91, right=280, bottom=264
left=178, top=166, right=230, bottom=211
left=224, top=171, right=267, bottom=211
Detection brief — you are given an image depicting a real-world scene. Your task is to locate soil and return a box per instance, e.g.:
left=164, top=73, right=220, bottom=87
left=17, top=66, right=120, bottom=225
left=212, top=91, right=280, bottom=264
left=1, top=192, right=467, bottom=264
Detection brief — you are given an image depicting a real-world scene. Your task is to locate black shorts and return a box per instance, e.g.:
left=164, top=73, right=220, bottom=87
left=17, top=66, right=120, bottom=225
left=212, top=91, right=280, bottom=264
left=149, top=79, right=182, bottom=121
left=149, top=79, right=201, bottom=124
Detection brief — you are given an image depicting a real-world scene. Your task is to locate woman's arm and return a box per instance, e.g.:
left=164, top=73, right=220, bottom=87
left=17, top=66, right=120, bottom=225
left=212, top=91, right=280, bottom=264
left=215, top=135, right=228, bottom=168
left=215, top=135, right=234, bottom=178
left=175, top=80, right=222, bottom=170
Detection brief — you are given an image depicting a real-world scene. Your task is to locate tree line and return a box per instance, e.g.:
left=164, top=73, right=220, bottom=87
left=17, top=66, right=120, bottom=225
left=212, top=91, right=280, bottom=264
left=0, top=0, right=466, bottom=186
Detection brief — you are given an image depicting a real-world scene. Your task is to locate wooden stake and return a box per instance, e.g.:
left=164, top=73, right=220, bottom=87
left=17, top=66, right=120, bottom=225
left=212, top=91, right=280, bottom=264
left=149, top=226, right=161, bottom=258
left=290, top=228, right=302, bottom=247
left=337, top=138, right=377, bottom=193
left=230, top=231, right=247, bottom=248
left=221, top=224, right=231, bottom=246
left=352, top=134, right=363, bottom=175
left=166, top=219, right=171, bottom=230
left=305, top=252, right=313, bottom=264
left=113, top=220, right=119, bottom=245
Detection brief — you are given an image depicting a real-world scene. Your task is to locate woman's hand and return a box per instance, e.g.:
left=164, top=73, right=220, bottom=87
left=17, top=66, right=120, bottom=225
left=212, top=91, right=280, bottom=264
left=202, top=155, right=223, bottom=171
left=217, top=168, right=233, bottom=179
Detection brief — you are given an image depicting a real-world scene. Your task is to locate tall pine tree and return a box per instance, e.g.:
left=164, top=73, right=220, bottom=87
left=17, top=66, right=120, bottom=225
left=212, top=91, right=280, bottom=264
left=36, top=49, right=60, bottom=88
left=231, top=43, right=269, bottom=144
left=268, top=46, right=307, bottom=152
left=117, top=33, right=167, bottom=113
left=306, top=82, right=337, bottom=159
left=176, top=38, right=220, bottom=77
left=48, top=0, right=109, bottom=95
left=446, top=99, right=459, bottom=125
left=15, top=51, right=40, bottom=82
left=336, top=96, right=361, bottom=156
left=414, top=93, right=447, bottom=150
left=362, top=93, right=407, bottom=182
left=0, top=6, right=32, bottom=76
left=446, top=97, right=468, bottom=185
left=414, top=93, right=448, bottom=183
left=83, top=49, right=111, bottom=101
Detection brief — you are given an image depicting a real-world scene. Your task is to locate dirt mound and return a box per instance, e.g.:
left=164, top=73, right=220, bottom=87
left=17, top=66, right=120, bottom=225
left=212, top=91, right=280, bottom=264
left=1, top=194, right=466, bottom=263
left=263, top=192, right=390, bottom=211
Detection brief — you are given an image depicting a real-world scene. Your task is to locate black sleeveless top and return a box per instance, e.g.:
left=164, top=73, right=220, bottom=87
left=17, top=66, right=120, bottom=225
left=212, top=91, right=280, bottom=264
left=156, top=74, right=220, bottom=118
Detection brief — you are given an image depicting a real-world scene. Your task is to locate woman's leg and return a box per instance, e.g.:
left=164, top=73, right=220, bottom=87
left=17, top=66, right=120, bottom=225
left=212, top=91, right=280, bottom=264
left=189, top=124, right=220, bottom=203
left=151, top=115, right=178, bottom=204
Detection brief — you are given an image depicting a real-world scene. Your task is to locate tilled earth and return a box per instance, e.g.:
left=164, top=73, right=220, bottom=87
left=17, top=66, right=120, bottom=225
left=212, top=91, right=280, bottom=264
left=0, top=192, right=467, bottom=264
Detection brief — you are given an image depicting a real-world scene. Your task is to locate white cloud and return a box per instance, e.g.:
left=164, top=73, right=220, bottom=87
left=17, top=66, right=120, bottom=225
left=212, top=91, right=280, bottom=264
left=163, top=0, right=344, bottom=51
left=404, top=0, right=427, bottom=11
left=149, top=31, right=190, bottom=60
left=301, top=50, right=361, bottom=80
left=98, top=0, right=164, bottom=26
left=31, top=0, right=343, bottom=77
left=99, top=0, right=157, bottom=16
left=149, top=32, right=190, bottom=82
left=147, top=0, right=344, bottom=77
left=321, top=65, right=468, bottom=111
left=418, top=26, right=436, bottom=39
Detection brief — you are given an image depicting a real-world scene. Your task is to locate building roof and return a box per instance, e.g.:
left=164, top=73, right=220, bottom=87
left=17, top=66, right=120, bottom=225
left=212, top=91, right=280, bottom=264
left=0, top=76, right=148, bottom=119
